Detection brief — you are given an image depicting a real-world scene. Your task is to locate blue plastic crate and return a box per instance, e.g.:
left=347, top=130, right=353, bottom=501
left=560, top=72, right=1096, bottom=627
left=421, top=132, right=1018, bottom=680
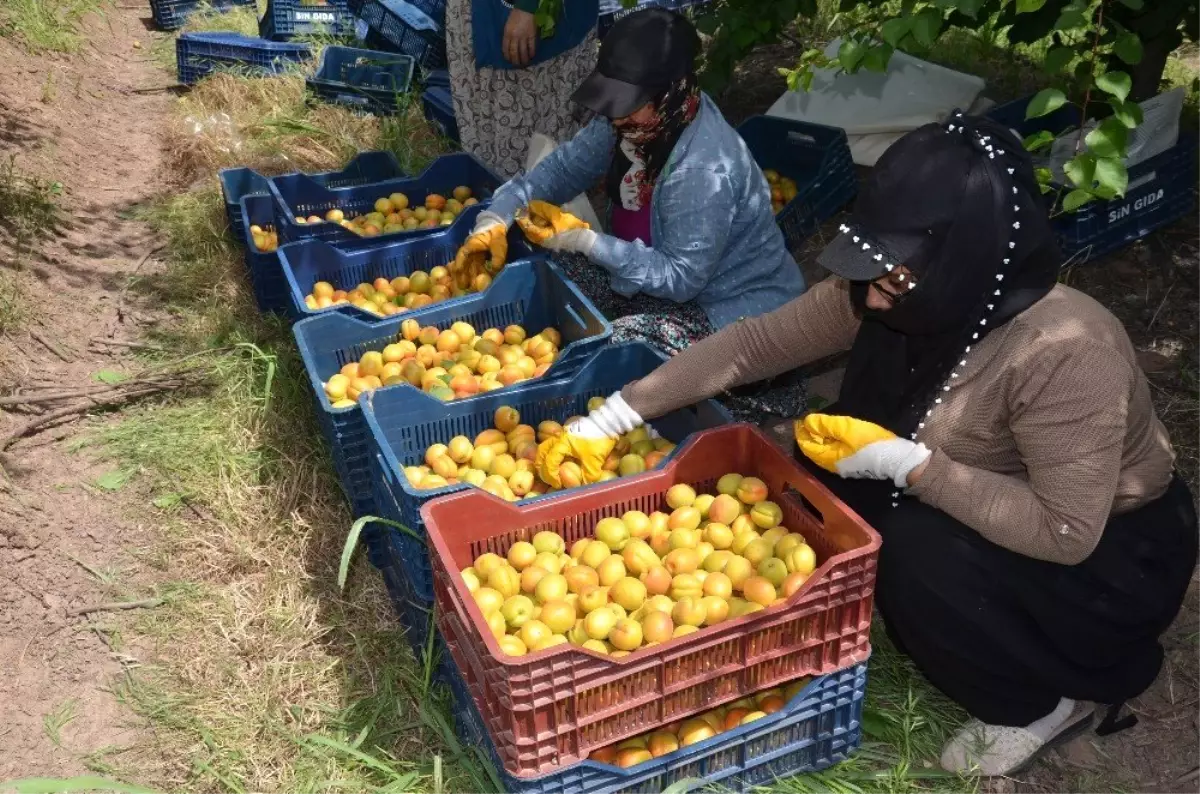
left=987, top=95, right=1198, bottom=264
left=353, top=0, right=448, bottom=71
left=307, top=46, right=417, bottom=114
left=597, top=0, right=712, bottom=36
left=259, top=0, right=353, bottom=39
left=423, top=68, right=450, bottom=89
left=278, top=203, right=540, bottom=322
left=362, top=341, right=732, bottom=604
left=442, top=650, right=866, bottom=794
left=151, top=0, right=256, bottom=30
left=291, top=257, right=612, bottom=517
left=421, top=86, right=459, bottom=143
left=737, top=115, right=858, bottom=253
left=267, top=152, right=502, bottom=245
left=176, top=32, right=311, bottom=86
left=238, top=193, right=292, bottom=314
left=372, top=520, right=439, bottom=661
left=221, top=150, right=407, bottom=240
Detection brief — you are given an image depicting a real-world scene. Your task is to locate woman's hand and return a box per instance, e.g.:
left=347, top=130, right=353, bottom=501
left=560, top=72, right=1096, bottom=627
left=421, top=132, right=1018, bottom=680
left=795, top=413, right=931, bottom=487
left=503, top=9, right=538, bottom=67
left=536, top=393, right=642, bottom=487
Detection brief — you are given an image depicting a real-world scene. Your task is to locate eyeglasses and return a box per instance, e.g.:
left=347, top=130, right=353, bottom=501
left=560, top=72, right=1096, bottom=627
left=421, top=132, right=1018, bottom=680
left=869, top=275, right=912, bottom=305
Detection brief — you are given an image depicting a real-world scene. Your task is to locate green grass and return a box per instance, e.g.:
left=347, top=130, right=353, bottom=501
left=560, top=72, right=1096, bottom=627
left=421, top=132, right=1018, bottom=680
left=43, top=699, right=79, bottom=748
left=0, top=0, right=109, bottom=53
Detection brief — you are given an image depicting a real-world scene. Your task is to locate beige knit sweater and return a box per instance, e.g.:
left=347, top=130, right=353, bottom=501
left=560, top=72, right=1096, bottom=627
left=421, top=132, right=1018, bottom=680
left=623, top=277, right=1176, bottom=565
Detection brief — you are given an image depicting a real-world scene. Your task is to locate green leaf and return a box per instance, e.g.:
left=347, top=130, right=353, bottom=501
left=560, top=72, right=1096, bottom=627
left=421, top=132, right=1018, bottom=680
left=1025, top=87, right=1067, bottom=119
left=860, top=709, right=890, bottom=739
left=911, top=9, right=943, bottom=47
left=1113, top=31, right=1143, bottom=65
left=338, top=516, right=424, bottom=591
left=1034, top=166, right=1054, bottom=187
left=837, top=38, right=867, bottom=71
left=1015, top=0, right=1047, bottom=12
left=1022, top=130, right=1056, bottom=152
left=1055, top=8, right=1088, bottom=30
left=661, top=781, right=707, bottom=794
left=92, top=369, right=126, bottom=385
left=1116, top=0, right=1143, bottom=8
left=1110, top=98, right=1144, bottom=129
left=1063, top=189, right=1093, bottom=212
left=1093, top=156, right=1129, bottom=199
left=94, top=469, right=131, bottom=491
left=1064, top=153, right=1096, bottom=189
left=4, top=777, right=159, bottom=794
left=862, top=43, right=894, bottom=72
left=1085, top=118, right=1129, bottom=158
left=956, top=0, right=986, bottom=18
left=1095, top=70, right=1132, bottom=102
left=880, top=17, right=911, bottom=47
left=1043, top=46, right=1074, bottom=74
left=152, top=492, right=183, bottom=510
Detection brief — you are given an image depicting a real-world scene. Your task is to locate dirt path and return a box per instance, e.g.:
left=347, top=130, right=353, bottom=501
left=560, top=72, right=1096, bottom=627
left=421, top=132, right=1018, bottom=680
left=0, top=5, right=175, bottom=780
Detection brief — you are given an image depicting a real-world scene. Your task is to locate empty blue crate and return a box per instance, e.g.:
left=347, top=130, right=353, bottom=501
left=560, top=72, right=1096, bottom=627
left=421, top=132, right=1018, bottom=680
left=354, top=0, right=447, bottom=71
left=176, top=33, right=311, bottom=86
left=260, top=0, right=353, bottom=39
left=307, top=46, right=416, bottom=114
left=988, top=95, right=1197, bottom=264
left=737, top=115, right=858, bottom=252
left=442, top=650, right=866, bottom=794
left=221, top=150, right=406, bottom=240
left=363, top=341, right=732, bottom=604
left=421, top=86, right=458, bottom=142
left=278, top=203, right=539, bottom=322
left=267, top=152, right=502, bottom=245
left=151, top=0, right=256, bottom=31
left=291, top=257, right=612, bottom=517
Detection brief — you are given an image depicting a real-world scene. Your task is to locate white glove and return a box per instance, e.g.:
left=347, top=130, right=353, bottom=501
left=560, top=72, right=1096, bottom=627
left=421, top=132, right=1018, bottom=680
left=568, top=391, right=642, bottom=439
left=472, top=209, right=508, bottom=234
left=835, top=439, right=932, bottom=488
left=539, top=228, right=598, bottom=256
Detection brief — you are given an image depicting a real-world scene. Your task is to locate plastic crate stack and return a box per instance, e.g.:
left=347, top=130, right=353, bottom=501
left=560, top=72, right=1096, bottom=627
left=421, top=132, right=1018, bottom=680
left=598, top=0, right=713, bottom=37
left=306, top=46, right=417, bottom=114
left=215, top=134, right=876, bottom=790
left=987, top=94, right=1197, bottom=264
left=416, top=424, right=878, bottom=791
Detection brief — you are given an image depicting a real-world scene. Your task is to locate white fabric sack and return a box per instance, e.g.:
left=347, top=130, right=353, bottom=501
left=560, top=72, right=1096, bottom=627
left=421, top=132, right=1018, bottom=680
left=766, top=39, right=986, bottom=166
left=525, top=132, right=603, bottom=230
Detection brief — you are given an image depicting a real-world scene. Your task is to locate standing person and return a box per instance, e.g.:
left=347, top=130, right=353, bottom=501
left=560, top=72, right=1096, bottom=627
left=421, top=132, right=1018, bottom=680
left=454, top=8, right=808, bottom=422
left=444, top=0, right=599, bottom=179
left=536, top=114, right=1198, bottom=776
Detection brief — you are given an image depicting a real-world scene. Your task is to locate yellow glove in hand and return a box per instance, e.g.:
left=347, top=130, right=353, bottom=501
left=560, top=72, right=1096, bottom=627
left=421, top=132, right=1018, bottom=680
left=452, top=218, right=508, bottom=283
left=794, top=414, right=897, bottom=474
left=536, top=423, right=615, bottom=489
left=515, top=200, right=591, bottom=246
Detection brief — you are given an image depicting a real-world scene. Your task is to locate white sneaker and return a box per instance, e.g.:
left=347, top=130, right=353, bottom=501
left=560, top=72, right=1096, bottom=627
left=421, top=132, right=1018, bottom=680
left=940, top=700, right=1094, bottom=777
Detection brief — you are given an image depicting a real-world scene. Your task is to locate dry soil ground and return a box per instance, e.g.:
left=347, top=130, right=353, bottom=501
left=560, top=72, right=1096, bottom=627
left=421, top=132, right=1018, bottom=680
left=0, top=4, right=1197, bottom=793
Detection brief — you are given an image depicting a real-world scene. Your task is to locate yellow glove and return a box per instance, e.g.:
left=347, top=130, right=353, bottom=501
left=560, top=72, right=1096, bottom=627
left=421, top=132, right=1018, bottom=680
left=536, top=426, right=615, bottom=489
left=452, top=215, right=508, bottom=283
left=515, top=200, right=591, bottom=246
left=794, top=414, right=897, bottom=474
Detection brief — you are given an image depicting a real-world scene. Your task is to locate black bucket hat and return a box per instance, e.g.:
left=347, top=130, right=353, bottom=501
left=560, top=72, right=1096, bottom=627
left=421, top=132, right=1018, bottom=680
left=570, top=8, right=700, bottom=120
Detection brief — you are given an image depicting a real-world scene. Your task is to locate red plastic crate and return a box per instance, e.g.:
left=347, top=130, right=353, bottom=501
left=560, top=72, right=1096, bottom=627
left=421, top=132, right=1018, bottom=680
left=421, top=423, right=880, bottom=777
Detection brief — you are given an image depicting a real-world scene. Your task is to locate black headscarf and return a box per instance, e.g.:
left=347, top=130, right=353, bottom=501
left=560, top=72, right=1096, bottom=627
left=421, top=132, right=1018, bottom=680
left=834, top=115, right=1062, bottom=439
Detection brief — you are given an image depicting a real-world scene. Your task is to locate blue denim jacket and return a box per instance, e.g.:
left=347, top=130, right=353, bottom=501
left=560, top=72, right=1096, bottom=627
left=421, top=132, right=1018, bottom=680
left=488, top=94, right=807, bottom=329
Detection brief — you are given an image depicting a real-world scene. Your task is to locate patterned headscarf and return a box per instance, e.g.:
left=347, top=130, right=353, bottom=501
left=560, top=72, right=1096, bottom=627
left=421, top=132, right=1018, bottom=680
left=605, top=75, right=701, bottom=211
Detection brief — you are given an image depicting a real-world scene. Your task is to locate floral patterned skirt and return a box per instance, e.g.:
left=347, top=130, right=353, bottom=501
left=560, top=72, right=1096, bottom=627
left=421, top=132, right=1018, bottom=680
left=553, top=253, right=808, bottom=425
left=444, top=0, right=598, bottom=179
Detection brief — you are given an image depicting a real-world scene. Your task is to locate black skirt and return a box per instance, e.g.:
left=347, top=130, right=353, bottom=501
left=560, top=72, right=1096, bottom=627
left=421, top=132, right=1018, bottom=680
left=798, top=454, right=1198, bottom=726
